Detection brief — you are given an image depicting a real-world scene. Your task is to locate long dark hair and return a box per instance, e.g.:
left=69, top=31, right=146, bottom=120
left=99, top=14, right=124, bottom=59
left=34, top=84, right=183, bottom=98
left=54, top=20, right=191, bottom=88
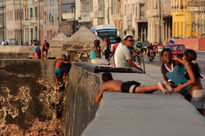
left=184, top=49, right=200, bottom=73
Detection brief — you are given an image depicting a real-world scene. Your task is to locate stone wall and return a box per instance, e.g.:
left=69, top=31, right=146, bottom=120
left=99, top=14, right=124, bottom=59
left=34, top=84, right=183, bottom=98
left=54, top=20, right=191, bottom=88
left=0, top=60, right=66, bottom=135
left=0, top=60, right=101, bottom=136
left=65, top=63, right=100, bottom=136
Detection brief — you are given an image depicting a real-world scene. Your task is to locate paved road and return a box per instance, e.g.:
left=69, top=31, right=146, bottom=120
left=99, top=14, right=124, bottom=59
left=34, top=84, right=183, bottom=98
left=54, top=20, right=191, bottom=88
left=143, top=51, right=205, bottom=87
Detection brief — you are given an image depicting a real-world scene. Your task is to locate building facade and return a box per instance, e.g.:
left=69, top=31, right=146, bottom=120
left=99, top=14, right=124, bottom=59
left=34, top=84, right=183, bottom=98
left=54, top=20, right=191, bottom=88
left=0, top=0, right=6, bottom=41
left=172, top=0, right=205, bottom=38
left=147, top=0, right=172, bottom=43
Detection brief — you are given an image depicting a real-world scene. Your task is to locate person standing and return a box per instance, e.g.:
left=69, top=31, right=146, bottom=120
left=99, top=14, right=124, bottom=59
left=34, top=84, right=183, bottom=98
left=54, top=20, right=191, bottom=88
left=114, top=34, right=142, bottom=71
left=108, top=37, right=121, bottom=67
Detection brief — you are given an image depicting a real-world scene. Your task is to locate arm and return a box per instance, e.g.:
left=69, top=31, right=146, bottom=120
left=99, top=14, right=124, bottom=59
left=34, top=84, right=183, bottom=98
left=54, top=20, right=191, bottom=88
left=161, top=67, right=168, bottom=81
left=172, top=56, right=184, bottom=64
left=63, top=60, right=70, bottom=64
left=94, top=48, right=101, bottom=58
left=40, top=46, right=43, bottom=60
left=128, top=59, right=143, bottom=71
left=174, top=62, right=196, bottom=92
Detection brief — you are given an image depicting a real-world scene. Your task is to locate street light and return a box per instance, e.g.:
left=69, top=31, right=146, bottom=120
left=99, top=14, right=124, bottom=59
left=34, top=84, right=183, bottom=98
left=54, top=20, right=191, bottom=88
left=38, top=0, right=40, bottom=43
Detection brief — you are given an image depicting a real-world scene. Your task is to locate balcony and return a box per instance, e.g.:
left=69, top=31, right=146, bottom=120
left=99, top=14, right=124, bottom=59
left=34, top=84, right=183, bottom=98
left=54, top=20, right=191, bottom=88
left=146, top=9, right=159, bottom=18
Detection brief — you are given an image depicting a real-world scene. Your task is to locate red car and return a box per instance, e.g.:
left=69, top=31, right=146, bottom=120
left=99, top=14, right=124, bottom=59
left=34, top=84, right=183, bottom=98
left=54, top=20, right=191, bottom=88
left=166, top=44, right=185, bottom=59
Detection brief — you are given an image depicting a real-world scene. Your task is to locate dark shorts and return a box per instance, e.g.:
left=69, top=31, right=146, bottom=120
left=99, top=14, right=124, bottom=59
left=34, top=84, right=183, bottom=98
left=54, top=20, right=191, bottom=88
left=54, top=68, right=64, bottom=78
left=121, top=81, right=141, bottom=93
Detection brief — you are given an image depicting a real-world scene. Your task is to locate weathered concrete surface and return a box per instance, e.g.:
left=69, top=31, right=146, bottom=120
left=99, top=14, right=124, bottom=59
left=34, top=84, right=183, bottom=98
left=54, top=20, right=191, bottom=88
left=65, top=63, right=100, bottom=136
left=0, top=46, right=34, bottom=59
left=0, top=60, right=66, bottom=135
left=83, top=64, right=205, bottom=136
left=83, top=93, right=205, bottom=136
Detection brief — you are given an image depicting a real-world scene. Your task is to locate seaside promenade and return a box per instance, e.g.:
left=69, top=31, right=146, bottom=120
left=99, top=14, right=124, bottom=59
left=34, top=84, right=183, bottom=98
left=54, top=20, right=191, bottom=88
left=82, top=62, right=205, bottom=136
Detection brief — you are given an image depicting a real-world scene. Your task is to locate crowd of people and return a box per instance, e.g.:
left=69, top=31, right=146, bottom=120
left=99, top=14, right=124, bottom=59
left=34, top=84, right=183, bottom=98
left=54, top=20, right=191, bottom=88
left=90, top=35, right=204, bottom=117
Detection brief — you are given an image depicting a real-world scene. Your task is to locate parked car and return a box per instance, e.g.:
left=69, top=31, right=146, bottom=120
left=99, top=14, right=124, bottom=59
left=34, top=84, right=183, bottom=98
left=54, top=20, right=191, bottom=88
left=166, top=44, right=185, bottom=59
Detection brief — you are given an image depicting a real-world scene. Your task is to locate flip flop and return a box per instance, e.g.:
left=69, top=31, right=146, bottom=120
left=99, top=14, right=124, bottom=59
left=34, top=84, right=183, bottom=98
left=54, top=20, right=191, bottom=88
left=163, top=81, right=173, bottom=94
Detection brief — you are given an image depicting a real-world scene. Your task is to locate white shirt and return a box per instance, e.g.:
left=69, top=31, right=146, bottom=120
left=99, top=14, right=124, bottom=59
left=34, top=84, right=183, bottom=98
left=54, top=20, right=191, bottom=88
left=114, top=43, right=132, bottom=68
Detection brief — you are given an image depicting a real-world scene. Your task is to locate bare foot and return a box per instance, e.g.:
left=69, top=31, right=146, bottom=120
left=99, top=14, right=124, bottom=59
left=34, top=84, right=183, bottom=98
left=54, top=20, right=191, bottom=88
left=56, top=86, right=59, bottom=90
left=163, top=81, right=173, bottom=94
left=158, top=82, right=168, bottom=95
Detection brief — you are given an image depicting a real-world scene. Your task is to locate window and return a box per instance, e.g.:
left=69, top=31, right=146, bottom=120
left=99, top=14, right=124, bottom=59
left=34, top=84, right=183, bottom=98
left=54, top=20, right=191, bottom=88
left=35, top=7, right=38, bottom=18
left=139, top=3, right=144, bottom=16
left=30, top=8, right=33, bottom=18
left=98, top=0, right=104, bottom=11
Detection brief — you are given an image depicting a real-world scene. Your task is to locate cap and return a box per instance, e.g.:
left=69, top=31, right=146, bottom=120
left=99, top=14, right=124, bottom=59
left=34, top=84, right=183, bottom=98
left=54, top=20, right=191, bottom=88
left=123, top=34, right=133, bottom=40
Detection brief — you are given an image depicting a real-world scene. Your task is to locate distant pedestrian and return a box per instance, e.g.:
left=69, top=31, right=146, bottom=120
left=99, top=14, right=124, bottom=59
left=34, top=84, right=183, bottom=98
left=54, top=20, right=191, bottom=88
left=104, top=37, right=111, bottom=60
left=28, top=41, right=49, bottom=60
left=108, top=37, right=121, bottom=67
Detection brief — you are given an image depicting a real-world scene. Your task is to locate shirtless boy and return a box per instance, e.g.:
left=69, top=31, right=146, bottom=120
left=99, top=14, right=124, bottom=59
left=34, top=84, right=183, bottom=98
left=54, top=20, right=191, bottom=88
left=54, top=54, right=70, bottom=89
left=96, top=72, right=171, bottom=103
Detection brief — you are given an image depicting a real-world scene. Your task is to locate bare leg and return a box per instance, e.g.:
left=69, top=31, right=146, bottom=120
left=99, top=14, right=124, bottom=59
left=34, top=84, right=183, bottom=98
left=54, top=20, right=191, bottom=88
left=134, top=82, right=168, bottom=94
left=55, top=78, right=59, bottom=89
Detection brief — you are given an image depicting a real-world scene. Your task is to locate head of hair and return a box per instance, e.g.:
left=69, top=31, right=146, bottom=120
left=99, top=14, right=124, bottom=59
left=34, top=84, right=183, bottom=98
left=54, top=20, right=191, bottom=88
left=161, top=48, right=172, bottom=57
left=116, top=37, right=121, bottom=43
left=184, top=49, right=200, bottom=73
left=101, top=72, right=113, bottom=82
left=94, top=39, right=100, bottom=47
left=61, top=54, right=67, bottom=59
left=184, top=49, right=197, bottom=62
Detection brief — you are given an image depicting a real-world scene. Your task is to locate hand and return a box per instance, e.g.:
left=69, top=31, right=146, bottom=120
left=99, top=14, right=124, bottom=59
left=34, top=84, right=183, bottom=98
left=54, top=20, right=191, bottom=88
left=173, top=85, right=183, bottom=93
left=172, top=55, right=179, bottom=61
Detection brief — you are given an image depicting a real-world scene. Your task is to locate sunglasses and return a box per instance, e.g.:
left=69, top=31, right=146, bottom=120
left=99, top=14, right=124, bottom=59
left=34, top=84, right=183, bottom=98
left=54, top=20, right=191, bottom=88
left=128, top=40, right=134, bottom=43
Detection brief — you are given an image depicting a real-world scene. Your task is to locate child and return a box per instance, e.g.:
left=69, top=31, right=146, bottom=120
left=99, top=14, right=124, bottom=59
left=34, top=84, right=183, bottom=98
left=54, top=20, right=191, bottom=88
left=28, top=42, right=49, bottom=60
left=173, top=49, right=205, bottom=116
left=54, top=54, right=70, bottom=89
left=96, top=72, right=171, bottom=104
left=161, top=48, right=189, bottom=89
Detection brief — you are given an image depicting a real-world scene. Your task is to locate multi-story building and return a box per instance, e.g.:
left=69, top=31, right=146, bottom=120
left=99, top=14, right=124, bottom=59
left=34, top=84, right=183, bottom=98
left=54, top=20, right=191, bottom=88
left=172, top=0, right=205, bottom=38
left=6, top=0, right=24, bottom=45
left=0, top=0, right=6, bottom=41
left=147, top=0, right=172, bottom=43
left=44, top=0, right=60, bottom=41
left=60, top=0, right=75, bottom=36
left=112, top=0, right=123, bottom=36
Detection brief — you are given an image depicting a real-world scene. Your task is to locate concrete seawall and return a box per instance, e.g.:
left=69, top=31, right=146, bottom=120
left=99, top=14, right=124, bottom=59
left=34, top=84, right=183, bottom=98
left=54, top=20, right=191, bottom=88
left=1, top=59, right=205, bottom=136
left=0, top=60, right=101, bottom=135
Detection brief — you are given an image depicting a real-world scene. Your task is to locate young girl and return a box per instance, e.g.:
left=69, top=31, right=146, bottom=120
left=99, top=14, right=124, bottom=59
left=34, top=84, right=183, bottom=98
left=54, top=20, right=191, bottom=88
left=173, top=49, right=205, bottom=116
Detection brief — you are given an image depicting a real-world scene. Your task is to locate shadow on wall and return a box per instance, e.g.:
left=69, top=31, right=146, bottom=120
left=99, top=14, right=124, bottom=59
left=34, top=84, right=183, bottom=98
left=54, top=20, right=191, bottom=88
left=65, top=64, right=100, bottom=136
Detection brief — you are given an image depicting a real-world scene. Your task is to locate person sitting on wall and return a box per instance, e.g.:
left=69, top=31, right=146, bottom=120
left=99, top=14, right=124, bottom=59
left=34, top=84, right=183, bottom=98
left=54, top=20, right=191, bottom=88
left=96, top=72, right=172, bottom=103
left=90, top=39, right=109, bottom=65
left=54, top=54, right=70, bottom=90
left=28, top=41, right=49, bottom=60
left=114, top=34, right=142, bottom=71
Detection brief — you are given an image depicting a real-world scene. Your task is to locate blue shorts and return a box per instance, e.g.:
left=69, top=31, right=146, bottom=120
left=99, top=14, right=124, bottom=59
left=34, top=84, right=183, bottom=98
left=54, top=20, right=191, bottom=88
left=55, top=68, right=64, bottom=78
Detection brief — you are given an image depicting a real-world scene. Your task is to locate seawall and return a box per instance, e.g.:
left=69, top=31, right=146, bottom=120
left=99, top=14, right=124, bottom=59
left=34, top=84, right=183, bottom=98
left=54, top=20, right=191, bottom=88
left=0, top=59, right=100, bottom=136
